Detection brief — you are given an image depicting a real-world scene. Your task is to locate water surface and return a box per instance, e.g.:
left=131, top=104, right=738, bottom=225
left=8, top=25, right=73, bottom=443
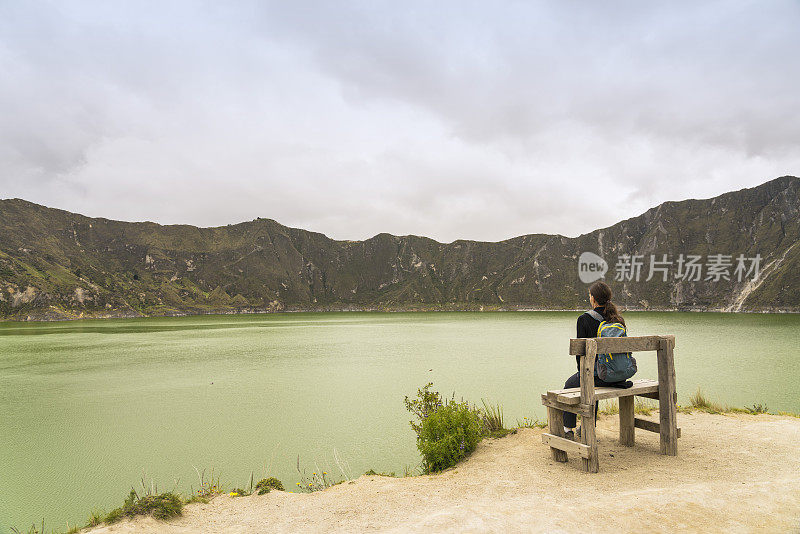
left=1, top=312, right=798, bottom=528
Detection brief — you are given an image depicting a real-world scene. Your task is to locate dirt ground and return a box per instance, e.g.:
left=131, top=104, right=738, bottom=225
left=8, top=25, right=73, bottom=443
left=86, top=412, right=800, bottom=533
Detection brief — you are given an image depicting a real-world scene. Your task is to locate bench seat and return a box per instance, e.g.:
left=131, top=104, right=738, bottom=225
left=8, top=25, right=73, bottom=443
left=546, top=378, right=659, bottom=405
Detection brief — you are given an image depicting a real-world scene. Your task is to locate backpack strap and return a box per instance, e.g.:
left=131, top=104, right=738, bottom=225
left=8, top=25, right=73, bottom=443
left=586, top=309, right=604, bottom=322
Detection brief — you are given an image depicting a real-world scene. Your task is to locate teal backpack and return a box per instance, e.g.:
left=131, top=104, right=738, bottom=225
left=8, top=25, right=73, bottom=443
left=587, top=310, right=637, bottom=382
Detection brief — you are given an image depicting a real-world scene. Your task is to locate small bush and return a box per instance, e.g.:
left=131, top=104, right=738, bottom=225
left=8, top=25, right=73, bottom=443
left=255, top=476, right=284, bottom=495
left=404, top=382, right=448, bottom=435
left=104, top=507, right=125, bottom=524
left=105, top=489, right=183, bottom=522
left=417, top=399, right=483, bottom=473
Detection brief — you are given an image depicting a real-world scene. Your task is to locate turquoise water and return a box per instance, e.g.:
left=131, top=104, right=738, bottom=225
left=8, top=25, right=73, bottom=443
left=1, top=312, right=798, bottom=529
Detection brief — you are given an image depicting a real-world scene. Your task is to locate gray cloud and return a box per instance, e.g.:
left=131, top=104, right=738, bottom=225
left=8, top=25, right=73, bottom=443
left=1, top=1, right=799, bottom=242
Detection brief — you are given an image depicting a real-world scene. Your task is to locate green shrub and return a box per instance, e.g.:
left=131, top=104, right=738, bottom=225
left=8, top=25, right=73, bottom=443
left=105, top=507, right=125, bottom=524
left=105, top=489, right=183, bottom=523
left=404, top=382, right=448, bottom=435
left=417, top=400, right=482, bottom=473
left=255, top=476, right=284, bottom=495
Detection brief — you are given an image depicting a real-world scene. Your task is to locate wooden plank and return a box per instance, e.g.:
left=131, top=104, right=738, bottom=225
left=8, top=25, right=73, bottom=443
left=542, top=433, right=591, bottom=459
left=619, top=396, right=635, bottom=447
left=634, top=417, right=681, bottom=438
left=546, top=408, right=568, bottom=462
left=540, top=395, right=593, bottom=417
left=570, top=335, right=675, bottom=356
left=554, top=379, right=659, bottom=405
left=657, top=338, right=678, bottom=456
left=580, top=339, right=599, bottom=473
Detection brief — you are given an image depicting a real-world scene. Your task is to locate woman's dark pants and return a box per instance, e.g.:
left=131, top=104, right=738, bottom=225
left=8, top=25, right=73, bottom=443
left=561, top=372, right=619, bottom=429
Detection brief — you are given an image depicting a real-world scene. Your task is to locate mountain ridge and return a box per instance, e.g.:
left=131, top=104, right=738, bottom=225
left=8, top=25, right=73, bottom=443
left=0, top=176, right=798, bottom=320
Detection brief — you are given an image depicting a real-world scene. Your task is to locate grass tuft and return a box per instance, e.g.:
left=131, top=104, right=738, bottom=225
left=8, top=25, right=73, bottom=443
left=188, top=466, right=224, bottom=502
left=597, top=397, right=656, bottom=416
left=485, top=428, right=517, bottom=438
left=745, top=403, right=769, bottom=414
left=87, top=509, right=104, bottom=527
left=517, top=416, right=547, bottom=429
left=364, top=469, right=396, bottom=477
left=688, top=389, right=726, bottom=414
left=479, top=399, right=504, bottom=433
left=599, top=400, right=619, bottom=415
left=11, top=520, right=46, bottom=534
left=296, top=457, right=341, bottom=492
left=635, top=397, right=657, bottom=416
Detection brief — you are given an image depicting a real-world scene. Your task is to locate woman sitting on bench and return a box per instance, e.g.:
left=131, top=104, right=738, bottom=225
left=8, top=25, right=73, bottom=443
left=563, top=280, right=632, bottom=440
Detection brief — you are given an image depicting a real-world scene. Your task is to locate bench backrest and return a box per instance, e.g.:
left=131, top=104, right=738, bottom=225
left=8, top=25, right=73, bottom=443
left=569, top=335, right=675, bottom=356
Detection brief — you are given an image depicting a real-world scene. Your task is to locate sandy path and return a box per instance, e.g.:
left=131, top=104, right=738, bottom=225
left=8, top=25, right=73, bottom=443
left=87, top=412, right=800, bottom=533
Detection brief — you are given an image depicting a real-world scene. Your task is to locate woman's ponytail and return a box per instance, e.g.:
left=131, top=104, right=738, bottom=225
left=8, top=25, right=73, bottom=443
left=603, top=300, right=625, bottom=326
left=589, top=280, right=625, bottom=326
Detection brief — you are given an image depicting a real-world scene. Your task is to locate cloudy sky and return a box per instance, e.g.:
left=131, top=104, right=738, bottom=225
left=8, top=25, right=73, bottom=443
left=1, top=1, right=798, bottom=242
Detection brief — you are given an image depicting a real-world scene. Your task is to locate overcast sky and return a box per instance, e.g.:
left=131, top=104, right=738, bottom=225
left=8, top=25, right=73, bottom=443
left=1, top=1, right=798, bottom=242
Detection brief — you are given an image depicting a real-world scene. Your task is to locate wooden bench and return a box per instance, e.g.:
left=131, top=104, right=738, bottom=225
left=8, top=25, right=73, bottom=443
left=541, top=335, right=678, bottom=473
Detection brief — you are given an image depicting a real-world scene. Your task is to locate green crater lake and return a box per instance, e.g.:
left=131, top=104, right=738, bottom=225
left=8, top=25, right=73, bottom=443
left=2, top=311, right=798, bottom=528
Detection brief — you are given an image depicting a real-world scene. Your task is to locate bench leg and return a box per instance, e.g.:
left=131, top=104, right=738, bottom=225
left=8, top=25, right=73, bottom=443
left=580, top=413, right=599, bottom=473
left=619, top=396, right=635, bottom=447
left=657, top=339, right=678, bottom=456
left=547, top=407, right=568, bottom=462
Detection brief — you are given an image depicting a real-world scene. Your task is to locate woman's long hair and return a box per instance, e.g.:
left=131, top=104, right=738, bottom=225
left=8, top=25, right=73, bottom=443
left=589, top=281, right=625, bottom=326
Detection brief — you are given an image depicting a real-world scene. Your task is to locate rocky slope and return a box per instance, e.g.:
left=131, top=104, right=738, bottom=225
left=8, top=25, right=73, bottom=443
left=0, top=176, right=797, bottom=320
